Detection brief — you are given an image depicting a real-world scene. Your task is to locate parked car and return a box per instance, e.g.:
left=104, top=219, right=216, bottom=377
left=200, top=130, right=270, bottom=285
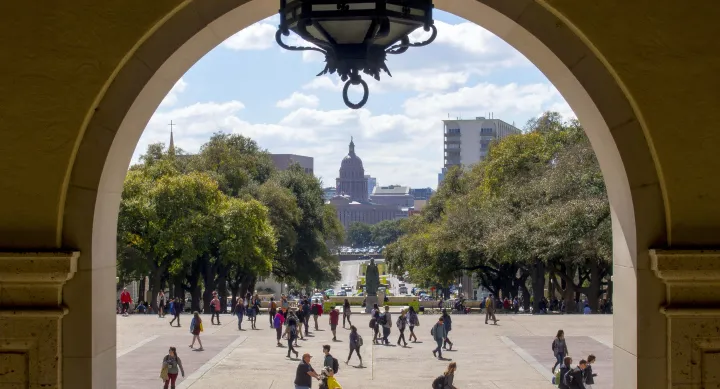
left=337, top=290, right=347, bottom=296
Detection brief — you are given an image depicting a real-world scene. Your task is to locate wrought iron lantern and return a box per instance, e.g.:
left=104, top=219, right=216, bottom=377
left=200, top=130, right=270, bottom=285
left=276, top=0, right=437, bottom=109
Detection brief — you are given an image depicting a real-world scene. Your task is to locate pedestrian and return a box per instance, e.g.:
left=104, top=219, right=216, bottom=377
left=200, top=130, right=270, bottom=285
left=210, top=292, right=221, bottom=325
left=246, top=297, right=257, bottom=329
left=302, top=299, right=312, bottom=335
left=157, top=290, right=167, bottom=318
left=274, top=308, right=286, bottom=347
left=312, top=299, right=324, bottom=330
left=342, top=299, right=352, bottom=328
left=322, top=344, right=337, bottom=373
left=319, top=366, right=343, bottom=389
left=441, top=309, right=453, bottom=350
left=407, top=305, right=419, bottom=342
left=380, top=305, right=392, bottom=345
left=431, top=317, right=446, bottom=359
left=161, top=346, right=185, bottom=389
left=431, top=361, right=458, bottom=389
left=584, top=354, right=597, bottom=389
left=235, top=298, right=246, bottom=330
left=370, top=303, right=380, bottom=344
left=269, top=296, right=278, bottom=328
left=294, top=353, right=319, bottom=389
left=566, top=359, right=587, bottom=389
left=396, top=308, right=408, bottom=347
left=329, top=306, right=340, bottom=341
left=484, top=293, right=497, bottom=325
left=169, top=298, right=182, bottom=327
left=345, top=325, right=363, bottom=367
left=281, top=294, right=290, bottom=310
left=557, top=356, right=573, bottom=389
left=120, top=287, right=132, bottom=316
left=551, top=329, right=570, bottom=373
left=188, top=311, right=204, bottom=351
left=287, top=312, right=300, bottom=358
left=296, top=305, right=306, bottom=341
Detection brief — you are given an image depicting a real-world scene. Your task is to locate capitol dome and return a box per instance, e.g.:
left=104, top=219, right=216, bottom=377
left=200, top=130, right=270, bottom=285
left=336, top=137, right=368, bottom=202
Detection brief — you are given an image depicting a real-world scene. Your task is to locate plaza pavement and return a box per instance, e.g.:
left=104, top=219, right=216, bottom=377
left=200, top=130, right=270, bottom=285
left=117, top=312, right=613, bottom=389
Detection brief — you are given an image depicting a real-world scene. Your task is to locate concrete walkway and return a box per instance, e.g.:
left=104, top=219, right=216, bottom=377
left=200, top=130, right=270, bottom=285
left=118, top=313, right=613, bottom=388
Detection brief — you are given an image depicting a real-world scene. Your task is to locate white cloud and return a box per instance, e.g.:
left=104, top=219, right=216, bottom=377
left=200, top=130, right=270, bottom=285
left=276, top=92, right=320, bottom=109
left=409, top=21, right=497, bottom=55
left=223, top=23, right=277, bottom=50
left=159, top=78, right=187, bottom=107
left=303, top=69, right=471, bottom=94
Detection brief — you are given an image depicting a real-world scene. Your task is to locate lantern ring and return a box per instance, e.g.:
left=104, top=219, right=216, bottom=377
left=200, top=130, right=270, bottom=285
left=343, top=78, right=369, bottom=109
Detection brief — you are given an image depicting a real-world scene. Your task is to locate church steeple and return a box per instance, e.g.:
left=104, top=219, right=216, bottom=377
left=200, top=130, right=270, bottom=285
left=349, top=136, right=355, bottom=156
left=168, top=120, right=176, bottom=155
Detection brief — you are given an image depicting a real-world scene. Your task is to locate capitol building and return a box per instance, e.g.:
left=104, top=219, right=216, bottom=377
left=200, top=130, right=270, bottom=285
left=328, top=138, right=406, bottom=229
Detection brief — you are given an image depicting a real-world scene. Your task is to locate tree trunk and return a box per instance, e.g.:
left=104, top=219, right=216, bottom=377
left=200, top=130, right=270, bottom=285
left=150, top=266, right=164, bottom=312
left=531, top=260, right=545, bottom=314
left=585, top=259, right=601, bottom=313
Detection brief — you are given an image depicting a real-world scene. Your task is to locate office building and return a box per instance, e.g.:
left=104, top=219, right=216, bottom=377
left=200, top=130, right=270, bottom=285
left=365, top=175, right=377, bottom=196
left=271, top=154, right=314, bottom=174
left=410, top=187, right=434, bottom=200
left=443, top=117, right=521, bottom=170
left=370, top=185, right=414, bottom=207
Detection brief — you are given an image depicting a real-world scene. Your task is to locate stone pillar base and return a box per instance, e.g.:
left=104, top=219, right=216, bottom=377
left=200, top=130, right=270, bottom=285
left=0, top=252, right=79, bottom=389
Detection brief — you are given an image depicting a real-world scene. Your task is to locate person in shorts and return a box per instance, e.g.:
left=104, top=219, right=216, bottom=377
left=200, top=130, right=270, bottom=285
left=329, top=306, right=340, bottom=341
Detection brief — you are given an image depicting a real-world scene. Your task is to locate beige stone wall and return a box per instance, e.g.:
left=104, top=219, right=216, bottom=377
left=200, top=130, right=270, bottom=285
left=1, top=0, right=720, bottom=387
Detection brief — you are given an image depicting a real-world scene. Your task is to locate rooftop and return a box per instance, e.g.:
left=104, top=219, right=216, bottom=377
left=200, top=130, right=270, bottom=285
left=372, top=185, right=410, bottom=195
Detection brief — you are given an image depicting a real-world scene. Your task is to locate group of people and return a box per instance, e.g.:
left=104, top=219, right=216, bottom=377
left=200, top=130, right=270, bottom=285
left=552, top=329, right=599, bottom=389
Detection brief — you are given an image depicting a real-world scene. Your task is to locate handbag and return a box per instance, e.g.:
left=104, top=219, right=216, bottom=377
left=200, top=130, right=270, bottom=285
left=160, top=363, right=169, bottom=381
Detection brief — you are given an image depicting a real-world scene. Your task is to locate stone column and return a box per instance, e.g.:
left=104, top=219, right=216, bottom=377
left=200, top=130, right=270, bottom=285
left=0, top=252, right=79, bottom=389
left=651, top=250, right=720, bottom=388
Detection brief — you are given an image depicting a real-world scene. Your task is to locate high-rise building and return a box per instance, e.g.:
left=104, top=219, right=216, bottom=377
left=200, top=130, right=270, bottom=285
left=365, top=175, right=377, bottom=196
left=271, top=154, right=314, bottom=174
left=323, top=187, right=337, bottom=201
left=410, top=187, right=434, bottom=200
left=370, top=185, right=413, bottom=207
left=336, top=138, right=368, bottom=203
left=443, top=117, right=521, bottom=170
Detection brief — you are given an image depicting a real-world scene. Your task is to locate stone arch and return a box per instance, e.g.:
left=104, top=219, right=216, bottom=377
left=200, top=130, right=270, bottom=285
left=60, top=0, right=667, bottom=386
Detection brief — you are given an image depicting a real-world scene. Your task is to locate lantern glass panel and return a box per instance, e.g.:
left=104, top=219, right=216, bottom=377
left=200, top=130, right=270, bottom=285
left=311, top=2, right=376, bottom=11
left=371, top=21, right=419, bottom=47
left=317, top=20, right=374, bottom=44
left=386, top=3, right=426, bottom=17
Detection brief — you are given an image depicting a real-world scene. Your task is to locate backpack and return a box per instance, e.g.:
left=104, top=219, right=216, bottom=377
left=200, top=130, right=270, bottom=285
left=357, top=334, right=364, bottom=347
left=271, top=301, right=277, bottom=310
left=273, top=315, right=281, bottom=328
left=378, top=314, right=387, bottom=326
left=430, top=325, right=436, bottom=337
left=312, top=304, right=319, bottom=315
left=432, top=375, right=446, bottom=389
left=563, top=369, right=574, bottom=386
left=331, top=357, right=339, bottom=374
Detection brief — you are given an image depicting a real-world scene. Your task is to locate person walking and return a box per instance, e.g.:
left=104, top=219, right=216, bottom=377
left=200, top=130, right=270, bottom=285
left=584, top=354, right=597, bottom=389
left=294, top=353, right=319, bottom=389
left=380, top=305, right=392, bottom=345
left=120, top=287, right=132, bottom=316
left=407, top=305, right=420, bottom=342
left=329, top=306, right=340, bottom=341
left=157, top=290, right=167, bottom=318
left=369, top=303, right=380, bottom=344
left=287, top=310, right=300, bottom=357
left=281, top=294, right=290, bottom=310
left=161, top=347, right=185, bottom=389
left=432, top=362, right=458, bottom=389
left=322, top=344, right=336, bottom=372
left=396, top=308, right=408, bottom=347
left=274, top=308, right=286, bottom=347
left=210, top=292, right=221, bottom=325
left=557, top=356, right=573, bottom=389
left=345, top=325, right=363, bottom=367
left=311, top=299, right=324, bottom=330
left=235, top=298, right=246, bottom=330
left=566, top=359, right=587, bottom=389
left=269, top=297, right=278, bottom=328
left=342, top=299, right=352, bottom=328
left=441, top=309, right=453, bottom=351
left=246, top=297, right=257, bottom=330
left=302, top=299, right=312, bottom=335
left=551, top=329, right=570, bottom=373
left=320, top=366, right=343, bottom=389
left=296, top=305, right=307, bottom=341
left=431, top=317, right=446, bottom=359
left=169, top=298, right=182, bottom=327
left=484, top=293, right=497, bottom=325
left=188, top=312, right=204, bottom=351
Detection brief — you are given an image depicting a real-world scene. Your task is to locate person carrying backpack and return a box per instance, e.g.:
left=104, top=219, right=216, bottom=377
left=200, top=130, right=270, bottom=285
left=441, top=309, right=453, bottom=350
left=431, top=362, right=458, bottom=389
left=431, top=317, right=446, bottom=359
left=380, top=305, right=392, bottom=345
left=556, top=356, right=572, bottom=389
left=269, top=297, right=277, bottom=328
left=322, top=344, right=339, bottom=376
left=345, top=325, right=363, bottom=367
left=565, top=359, right=587, bottom=389
left=369, top=304, right=380, bottom=344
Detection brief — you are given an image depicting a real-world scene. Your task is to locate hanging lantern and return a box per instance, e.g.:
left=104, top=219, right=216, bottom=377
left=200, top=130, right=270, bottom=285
left=276, top=0, right=437, bottom=109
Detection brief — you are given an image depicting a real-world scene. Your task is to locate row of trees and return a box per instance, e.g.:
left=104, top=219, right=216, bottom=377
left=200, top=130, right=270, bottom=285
left=346, top=219, right=405, bottom=247
left=117, top=134, right=344, bottom=312
left=386, top=113, right=612, bottom=313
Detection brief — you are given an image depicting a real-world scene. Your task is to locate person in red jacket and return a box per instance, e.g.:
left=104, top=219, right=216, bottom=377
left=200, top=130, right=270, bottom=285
left=311, top=299, right=324, bottom=330
left=328, top=306, right=340, bottom=341
left=120, top=288, right=132, bottom=317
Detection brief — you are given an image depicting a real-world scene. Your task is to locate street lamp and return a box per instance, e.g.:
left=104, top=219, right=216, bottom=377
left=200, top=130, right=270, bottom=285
left=276, top=0, right=437, bottom=109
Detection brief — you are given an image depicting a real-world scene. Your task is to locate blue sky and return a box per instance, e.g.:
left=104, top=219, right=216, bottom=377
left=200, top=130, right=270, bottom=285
left=136, top=11, right=574, bottom=189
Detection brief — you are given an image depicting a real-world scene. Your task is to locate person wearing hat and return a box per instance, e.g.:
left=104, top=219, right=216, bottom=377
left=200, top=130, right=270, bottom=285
left=294, top=353, right=319, bottom=389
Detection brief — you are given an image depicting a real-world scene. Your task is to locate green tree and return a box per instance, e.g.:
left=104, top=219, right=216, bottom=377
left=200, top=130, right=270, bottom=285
left=370, top=219, right=405, bottom=246
left=347, top=222, right=373, bottom=247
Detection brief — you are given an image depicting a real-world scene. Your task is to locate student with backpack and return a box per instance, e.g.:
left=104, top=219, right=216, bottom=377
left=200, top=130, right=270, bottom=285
left=286, top=311, right=299, bottom=359
left=322, top=344, right=339, bottom=376
left=431, top=361, right=458, bottom=389
left=345, top=325, right=363, bottom=367
left=431, top=317, right=446, bottom=359
left=441, top=309, right=453, bottom=351
left=566, top=359, right=587, bottom=389
left=269, top=297, right=277, bottom=328
left=556, top=356, right=572, bottom=389
left=369, top=303, right=380, bottom=344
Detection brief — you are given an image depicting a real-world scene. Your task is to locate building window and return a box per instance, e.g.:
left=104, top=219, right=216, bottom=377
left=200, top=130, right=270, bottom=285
left=481, top=127, right=494, bottom=135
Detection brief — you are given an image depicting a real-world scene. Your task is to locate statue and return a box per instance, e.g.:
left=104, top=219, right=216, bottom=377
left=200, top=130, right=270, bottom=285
left=365, top=258, right=380, bottom=296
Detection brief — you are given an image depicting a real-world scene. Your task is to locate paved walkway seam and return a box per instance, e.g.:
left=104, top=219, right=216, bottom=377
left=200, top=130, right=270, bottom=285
left=177, top=336, right=247, bottom=389
left=117, top=335, right=160, bottom=358
left=499, top=336, right=554, bottom=380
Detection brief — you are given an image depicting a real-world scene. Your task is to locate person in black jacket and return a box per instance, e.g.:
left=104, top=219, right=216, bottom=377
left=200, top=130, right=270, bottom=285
left=557, top=356, right=573, bottom=389
left=566, top=359, right=587, bottom=389
left=584, top=354, right=597, bottom=388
